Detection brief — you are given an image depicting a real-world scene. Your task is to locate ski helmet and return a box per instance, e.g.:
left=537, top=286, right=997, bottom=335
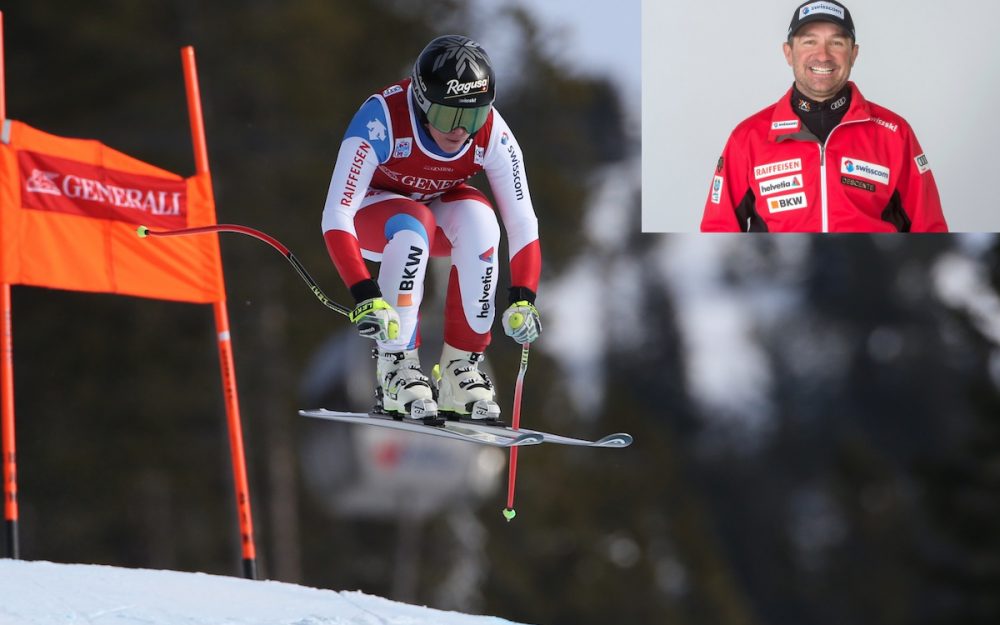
left=411, top=35, right=496, bottom=135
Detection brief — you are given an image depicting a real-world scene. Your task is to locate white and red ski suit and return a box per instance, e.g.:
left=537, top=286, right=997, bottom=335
left=322, top=79, right=541, bottom=352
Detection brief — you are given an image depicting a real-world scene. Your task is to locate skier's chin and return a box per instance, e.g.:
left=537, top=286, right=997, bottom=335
left=436, top=137, right=466, bottom=152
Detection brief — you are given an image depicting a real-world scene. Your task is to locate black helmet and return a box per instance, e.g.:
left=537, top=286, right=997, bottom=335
left=411, top=35, right=495, bottom=135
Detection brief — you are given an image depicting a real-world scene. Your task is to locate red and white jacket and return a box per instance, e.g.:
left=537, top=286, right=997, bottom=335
left=322, top=79, right=540, bottom=294
left=701, top=82, right=947, bottom=232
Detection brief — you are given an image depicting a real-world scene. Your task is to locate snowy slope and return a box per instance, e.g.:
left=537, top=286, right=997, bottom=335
left=0, top=560, right=530, bottom=625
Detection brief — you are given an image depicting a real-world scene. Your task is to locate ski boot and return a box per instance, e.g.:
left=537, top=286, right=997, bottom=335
left=433, top=343, right=502, bottom=423
left=373, top=348, right=440, bottom=424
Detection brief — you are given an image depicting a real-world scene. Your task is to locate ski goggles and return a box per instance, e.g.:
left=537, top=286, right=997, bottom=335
left=425, top=102, right=491, bottom=135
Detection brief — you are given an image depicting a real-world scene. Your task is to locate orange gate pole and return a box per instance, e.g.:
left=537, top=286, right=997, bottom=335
left=0, top=9, right=20, bottom=561
left=0, top=284, right=15, bottom=560
left=181, top=45, right=258, bottom=580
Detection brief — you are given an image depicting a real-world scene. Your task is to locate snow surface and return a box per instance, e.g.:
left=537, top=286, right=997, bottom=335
left=0, top=559, right=530, bottom=625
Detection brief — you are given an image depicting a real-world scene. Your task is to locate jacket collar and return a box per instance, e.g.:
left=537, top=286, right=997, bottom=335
left=768, top=81, right=871, bottom=142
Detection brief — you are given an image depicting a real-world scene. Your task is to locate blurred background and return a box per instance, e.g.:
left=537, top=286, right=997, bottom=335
left=2, top=2, right=999, bottom=625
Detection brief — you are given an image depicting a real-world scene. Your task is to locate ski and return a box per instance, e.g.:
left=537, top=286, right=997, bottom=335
left=299, top=409, right=545, bottom=448
left=450, top=419, right=633, bottom=448
left=302, top=409, right=633, bottom=448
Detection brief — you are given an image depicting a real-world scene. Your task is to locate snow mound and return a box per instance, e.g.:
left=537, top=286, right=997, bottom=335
left=0, top=559, right=529, bottom=625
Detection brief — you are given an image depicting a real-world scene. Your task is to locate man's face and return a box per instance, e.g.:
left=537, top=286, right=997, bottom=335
left=783, top=21, right=859, bottom=101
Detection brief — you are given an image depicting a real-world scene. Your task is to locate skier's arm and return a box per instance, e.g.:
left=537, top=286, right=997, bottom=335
left=321, top=97, right=401, bottom=340
left=482, top=110, right=541, bottom=305
left=321, top=97, right=393, bottom=302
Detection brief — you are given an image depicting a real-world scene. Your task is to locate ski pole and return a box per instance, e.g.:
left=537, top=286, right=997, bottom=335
left=502, top=341, right=530, bottom=521
left=136, top=224, right=352, bottom=317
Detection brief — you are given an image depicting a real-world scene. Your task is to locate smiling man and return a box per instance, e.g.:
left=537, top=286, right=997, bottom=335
left=701, top=1, right=947, bottom=232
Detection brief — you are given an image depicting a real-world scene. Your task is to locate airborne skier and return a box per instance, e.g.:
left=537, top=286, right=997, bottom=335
left=321, top=35, right=542, bottom=422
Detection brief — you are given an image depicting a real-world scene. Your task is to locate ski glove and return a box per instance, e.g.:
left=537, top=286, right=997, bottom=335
left=502, top=300, right=541, bottom=344
left=349, top=298, right=400, bottom=342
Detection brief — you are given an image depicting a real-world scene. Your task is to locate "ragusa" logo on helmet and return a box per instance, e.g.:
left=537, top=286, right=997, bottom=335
left=445, top=78, right=489, bottom=97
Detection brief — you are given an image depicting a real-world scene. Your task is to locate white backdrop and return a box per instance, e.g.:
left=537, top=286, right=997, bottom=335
left=642, top=0, right=1000, bottom=232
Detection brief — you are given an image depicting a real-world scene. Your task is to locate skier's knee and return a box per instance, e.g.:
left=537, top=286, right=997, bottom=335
left=385, top=209, right=435, bottom=246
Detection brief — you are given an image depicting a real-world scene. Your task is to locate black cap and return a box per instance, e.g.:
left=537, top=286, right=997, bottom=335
left=788, top=1, right=856, bottom=41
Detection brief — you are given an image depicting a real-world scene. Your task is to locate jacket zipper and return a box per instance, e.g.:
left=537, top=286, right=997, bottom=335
left=819, top=118, right=868, bottom=233
left=818, top=143, right=828, bottom=232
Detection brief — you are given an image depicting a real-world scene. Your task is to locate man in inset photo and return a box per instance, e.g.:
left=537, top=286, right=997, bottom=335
left=701, top=0, right=947, bottom=232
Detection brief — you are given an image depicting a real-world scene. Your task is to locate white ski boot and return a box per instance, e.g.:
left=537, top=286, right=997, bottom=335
left=434, top=343, right=501, bottom=421
left=373, top=348, right=439, bottom=422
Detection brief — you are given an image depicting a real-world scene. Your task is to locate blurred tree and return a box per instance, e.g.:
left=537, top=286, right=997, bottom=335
left=666, top=236, right=999, bottom=625
left=915, top=237, right=1000, bottom=625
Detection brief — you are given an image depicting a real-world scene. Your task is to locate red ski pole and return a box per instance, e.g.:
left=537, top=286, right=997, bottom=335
left=502, top=341, right=530, bottom=521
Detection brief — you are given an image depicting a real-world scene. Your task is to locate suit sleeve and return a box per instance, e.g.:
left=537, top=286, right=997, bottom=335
left=700, top=130, right=749, bottom=232
left=321, top=97, right=391, bottom=290
left=896, top=125, right=948, bottom=232
left=482, top=109, right=541, bottom=295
